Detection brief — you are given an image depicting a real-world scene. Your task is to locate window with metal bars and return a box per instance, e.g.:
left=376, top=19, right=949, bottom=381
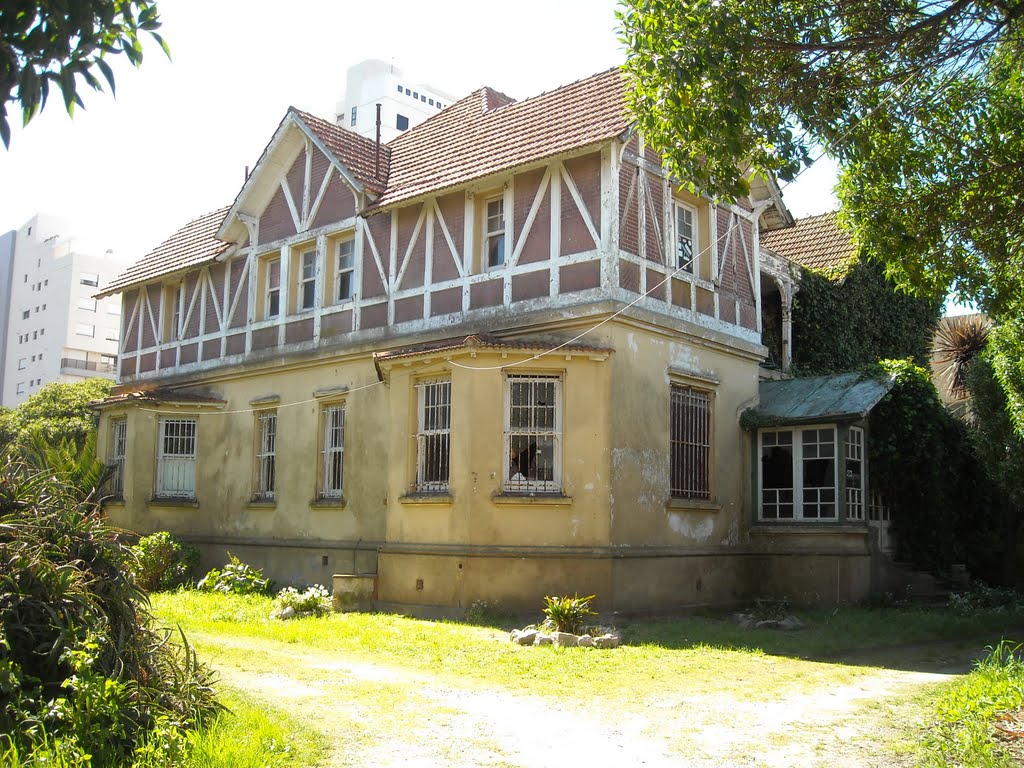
left=254, top=411, right=277, bottom=500
left=320, top=404, right=345, bottom=498
left=156, top=418, right=197, bottom=498
left=504, top=374, right=561, bottom=493
left=670, top=385, right=712, bottom=500
left=109, top=418, right=127, bottom=499
left=415, top=379, right=450, bottom=492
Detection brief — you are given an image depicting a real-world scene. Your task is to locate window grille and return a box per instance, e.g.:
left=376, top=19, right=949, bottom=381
left=109, top=419, right=127, bottom=498
left=416, top=379, right=450, bottom=492
left=336, top=239, right=354, bottom=301
left=505, top=374, right=560, bottom=493
left=670, top=385, right=712, bottom=499
left=485, top=198, right=505, bottom=268
left=321, top=405, right=345, bottom=498
left=156, top=418, right=197, bottom=497
left=299, top=251, right=316, bottom=310
left=845, top=427, right=865, bottom=520
left=255, top=411, right=277, bottom=500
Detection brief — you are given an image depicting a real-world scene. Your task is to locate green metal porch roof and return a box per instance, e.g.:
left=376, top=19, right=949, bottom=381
left=751, top=372, right=895, bottom=426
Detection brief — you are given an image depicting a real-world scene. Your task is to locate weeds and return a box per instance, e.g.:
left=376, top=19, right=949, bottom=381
left=198, top=553, right=270, bottom=595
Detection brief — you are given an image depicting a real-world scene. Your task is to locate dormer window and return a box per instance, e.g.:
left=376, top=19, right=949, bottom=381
left=336, top=239, right=355, bottom=302
left=264, top=257, right=281, bottom=319
left=299, top=250, right=317, bottom=311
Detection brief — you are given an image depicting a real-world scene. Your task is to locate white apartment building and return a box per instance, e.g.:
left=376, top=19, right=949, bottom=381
left=336, top=59, right=456, bottom=142
left=0, top=214, right=131, bottom=407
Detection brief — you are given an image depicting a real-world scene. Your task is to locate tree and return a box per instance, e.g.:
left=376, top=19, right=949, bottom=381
left=0, top=0, right=168, bottom=147
left=619, top=0, right=1024, bottom=433
left=0, top=377, right=112, bottom=447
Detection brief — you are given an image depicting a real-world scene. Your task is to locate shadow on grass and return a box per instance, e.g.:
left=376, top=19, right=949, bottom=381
left=613, top=606, right=1024, bottom=674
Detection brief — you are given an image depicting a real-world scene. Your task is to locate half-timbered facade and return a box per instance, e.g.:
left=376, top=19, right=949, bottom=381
left=94, top=69, right=877, bottom=613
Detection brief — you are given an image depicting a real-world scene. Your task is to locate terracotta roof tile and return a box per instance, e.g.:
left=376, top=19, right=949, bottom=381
left=374, top=333, right=613, bottom=370
left=373, top=68, right=629, bottom=210
left=759, top=211, right=857, bottom=275
left=92, top=386, right=226, bottom=408
left=291, top=108, right=390, bottom=193
left=97, top=207, right=231, bottom=298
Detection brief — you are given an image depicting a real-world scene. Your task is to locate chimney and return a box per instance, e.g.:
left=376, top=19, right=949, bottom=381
left=375, top=103, right=382, bottom=179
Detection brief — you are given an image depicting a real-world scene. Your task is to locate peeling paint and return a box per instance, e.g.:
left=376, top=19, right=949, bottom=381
left=668, top=512, right=714, bottom=543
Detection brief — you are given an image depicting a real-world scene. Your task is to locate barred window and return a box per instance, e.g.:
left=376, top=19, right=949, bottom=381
left=156, top=418, right=196, bottom=498
left=416, top=379, right=450, bottom=492
left=505, top=374, right=561, bottom=493
left=109, top=419, right=127, bottom=499
left=255, top=411, right=277, bottom=500
left=670, top=385, right=711, bottom=500
left=320, top=404, right=345, bottom=498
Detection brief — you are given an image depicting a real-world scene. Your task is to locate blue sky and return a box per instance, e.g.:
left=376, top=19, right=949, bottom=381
left=0, top=0, right=837, bottom=263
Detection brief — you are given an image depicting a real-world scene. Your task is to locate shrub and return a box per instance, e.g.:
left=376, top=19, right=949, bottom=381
left=0, top=448, right=219, bottom=764
left=271, top=585, right=332, bottom=618
left=541, top=593, right=597, bottom=635
left=132, top=531, right=200, bottom=592
left=197, top=553, right=270, bottom=595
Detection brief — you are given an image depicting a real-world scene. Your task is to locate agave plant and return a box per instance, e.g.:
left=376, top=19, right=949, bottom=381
left=542, top=593, right=597, bottom=635
left=933, top=314, right=990, bottom=399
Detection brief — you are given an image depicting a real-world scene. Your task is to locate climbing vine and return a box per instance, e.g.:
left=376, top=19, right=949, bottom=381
left=791, top=260, right=942, bottom=375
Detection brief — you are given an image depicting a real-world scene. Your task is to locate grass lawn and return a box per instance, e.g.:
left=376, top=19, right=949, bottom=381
left=150, top=591, right=1024, bottom=767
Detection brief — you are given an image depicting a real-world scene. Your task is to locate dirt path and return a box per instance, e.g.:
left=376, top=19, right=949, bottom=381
left=197, top=632, right=960, bottom=768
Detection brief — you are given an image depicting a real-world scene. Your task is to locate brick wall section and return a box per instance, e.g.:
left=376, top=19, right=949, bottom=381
left=560, top=260, right=600, bottom=294
left=395, top=294, right=424, bottom=323
left=308, top=146, right=330, bottom=208
left=261, top=185, right=297, bottom=244
left=515, top=168, right=549, bottom=265
left=225, top=333, right=245, bottom=356
left=644, top=173, right=665, bottom=265
left=285, top=318, right=313, bottom=344
left=321, top=309, right=353, bottom=338
left=619, top=260, right=640, bottom=292
left=671, top=277, right=690, bottom=309
left=183, top=274, right=201, bottom=338
left=139, top=352, right=156, bottom=373
left=285, top=147, right=306, bottom=217
left=201, top=339, right=220, bottom=361
left=619, top=164, right=639, bottom=255
left=512, top=270, right=548, bottom=302
left=360, top=302, right=387, bottom=329
left=431, top=287, right=461, bottom=316
left=122, top=290, right=138, bottom=352
left=251, top=327, right=277, bottom=352
left=563, top=153, right=601, bottom=235
left=559, top=179, right=590, bottom=257
left=362, top=216, right=390, bottom=298
left=311, top=175, right=357, bottom=230
left=470, top=279, right=502, bottom=309
left=432, top=192, right=462, bottom=282
left=394, top=204, right=424, bottom=290
left=205, top=267, right=225, bottom=335
left=140, top=289, right=157, bottom=349
left=179, top=343, right=198, bottom=365
left=228, top=258, right=248, bottom=328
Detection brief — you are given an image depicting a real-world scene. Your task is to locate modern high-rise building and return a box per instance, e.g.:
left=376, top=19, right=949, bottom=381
left=0, top=214, right=131, bottom=407
left=336, top=59, right=456, bottom=142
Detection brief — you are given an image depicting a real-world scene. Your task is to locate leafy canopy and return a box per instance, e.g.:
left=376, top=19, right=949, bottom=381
left=619, top=0, right=1024, bottom=433
left=0, top=377, right=112, bottom=447
left=0, top=1, right=169, bottom=147
left=618, top=0, right=1021, bottom=306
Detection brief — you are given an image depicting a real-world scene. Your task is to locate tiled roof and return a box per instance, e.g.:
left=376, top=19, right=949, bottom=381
left=292, top=108, right=390, bottom=194
left=759, top=211, right=857, bottom=275
left=373, top=68, right=629, bottom=209
left=373, top=333, right=613, bottom=375
left=96, top=207, right=231, bottom=298
left=91, top=386, right=226, bottom=409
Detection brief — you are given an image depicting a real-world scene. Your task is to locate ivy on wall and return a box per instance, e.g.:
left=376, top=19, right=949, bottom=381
left=868, top=360, right=1013, bottom=583
left=791, top=259, right=942, bottom=375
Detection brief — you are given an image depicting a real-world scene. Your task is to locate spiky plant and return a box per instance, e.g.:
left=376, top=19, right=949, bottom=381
left=933, top=314, right=990, bottom=399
